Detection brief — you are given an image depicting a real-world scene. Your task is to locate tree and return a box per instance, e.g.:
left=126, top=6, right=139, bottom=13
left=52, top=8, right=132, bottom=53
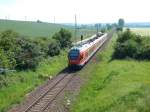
left=118, top=18, right=125, bottom=27
left=117, top=18, right=125, bottom=31
left=95, top=23, right=101, bottom=33
left=52, top=28, right=72, bottom=48
left=47, top=40, right=60, bottom=56
left=106, top=24, right=112, bottom=30
left=16, top=38, right=42, bottom=70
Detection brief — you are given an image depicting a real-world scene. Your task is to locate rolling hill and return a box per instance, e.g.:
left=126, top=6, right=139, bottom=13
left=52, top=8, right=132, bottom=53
left=0, top=19, right=70, bottom=37
left=0, top=19, right=96, bottom=40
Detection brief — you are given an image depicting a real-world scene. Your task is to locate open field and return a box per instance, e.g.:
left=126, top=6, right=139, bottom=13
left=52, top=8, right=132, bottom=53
left=71, top=34, right=150, bottom=112
left=130, top=28, right=150, bottom=36
left=0, top=51, right=68, bottom=112
left=0, top=19, right=96, bottom=38
left=0, top=19, right=67, bottom=37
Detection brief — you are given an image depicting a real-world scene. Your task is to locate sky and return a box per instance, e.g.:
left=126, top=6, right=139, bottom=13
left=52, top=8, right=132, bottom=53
left=0, top=0, right=150, bottom=23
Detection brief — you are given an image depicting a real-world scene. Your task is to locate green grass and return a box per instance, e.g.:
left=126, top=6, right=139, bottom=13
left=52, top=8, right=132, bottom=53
left=130, top=28, right=150, bottom=36
left=0, top=19, right=96, bottom=38
left=0, top=19, right=97, bottom=112
left=71, top=34, right=150, bottom=112
left=0, top=19, right=69, bottom=37
left=0, top=50, right=68, bottom=112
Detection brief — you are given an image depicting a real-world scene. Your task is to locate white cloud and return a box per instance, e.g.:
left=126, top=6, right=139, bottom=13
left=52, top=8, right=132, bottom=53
left=0, top=0, right=150, bottom=23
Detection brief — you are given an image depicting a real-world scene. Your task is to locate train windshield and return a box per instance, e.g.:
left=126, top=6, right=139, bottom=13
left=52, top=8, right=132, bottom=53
left=69, top=49, right=80, bottom=60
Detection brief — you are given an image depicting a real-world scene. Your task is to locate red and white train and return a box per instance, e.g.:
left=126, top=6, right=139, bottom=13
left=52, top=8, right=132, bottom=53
left=68, top=32, right=108, bottom=68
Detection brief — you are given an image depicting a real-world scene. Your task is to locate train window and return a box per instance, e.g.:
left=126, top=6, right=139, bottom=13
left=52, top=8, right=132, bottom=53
left=69, top=49, right=79, bottom=60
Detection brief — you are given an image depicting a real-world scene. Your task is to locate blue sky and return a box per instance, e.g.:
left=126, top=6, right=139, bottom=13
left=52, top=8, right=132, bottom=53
left=0, top=0, right=150, bottom=23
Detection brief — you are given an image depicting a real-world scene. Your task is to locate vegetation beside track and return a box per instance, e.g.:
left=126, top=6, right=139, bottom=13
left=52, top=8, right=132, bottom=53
left=71, top=34, right=150, bottom=112
left=0, top=50, right=67, bottom=112
left=0, top=28, right=71, bottom=111
left=0, top=20, right=98, bottom=112
left=0, top=19, right=112, bottom=112
left=113, top=29, right=150, bottom=60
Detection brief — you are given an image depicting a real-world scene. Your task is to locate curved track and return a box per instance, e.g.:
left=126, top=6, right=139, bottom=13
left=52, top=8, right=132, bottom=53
left=9, top=29, right=115, bottom=112
left=26, top=73, right=74, bottom=112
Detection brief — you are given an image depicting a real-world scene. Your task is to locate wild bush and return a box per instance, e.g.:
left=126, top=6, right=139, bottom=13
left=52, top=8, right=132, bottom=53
left=101, top=28, right=106, bottom=33
left=16, top=38, right=42, bottom=70
left=0, top=48, right=10, bottom=68
left=33, top=37, right=50, bottom=56
left=113, top=29, right=150, bottom=60
left=0, top=28, right=71, bottom=72
left=47, top=40, right=60, bottom=56
left=0, top=30, right=20, bottom=69
left=0, top=30, right=43, bottom=70
left=114, top=39, right=138, bottom=58
left=52, top=28, right=72, bottom=48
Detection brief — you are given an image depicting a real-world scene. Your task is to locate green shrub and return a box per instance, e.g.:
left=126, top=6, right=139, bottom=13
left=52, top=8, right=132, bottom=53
left=0, top=30, right=19, bottom=51
left=0, top=48, right=10, bottom=68
left=16, top=38, right=42, bottom=70
left=117, top=27, right=123, bottom=31
left=138, top=40, right=150, bottom=59
left=0, top=30, right=20, bottom=69
left=113, top=28, right=150, bottom=60
left=0, top=75, right=9, bottom=88
left=0, top=30, right=43, bottom=70
left=117, top=29, right=134, bottom=43
left=0, top=29, right=71, bottom=71
left=52, top=28, right=72, bottom=48
left=47, top=40, right=60, bottom=56
left=33, top=37, right=50, bottom=57
left=101, top=28, right=106, bottom=33
left=114, top=39, right=138, bottom=59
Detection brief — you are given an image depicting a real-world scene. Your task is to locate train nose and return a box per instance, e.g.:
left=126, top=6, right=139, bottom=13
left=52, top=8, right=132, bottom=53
left=69, top=59, right=80, bottom=64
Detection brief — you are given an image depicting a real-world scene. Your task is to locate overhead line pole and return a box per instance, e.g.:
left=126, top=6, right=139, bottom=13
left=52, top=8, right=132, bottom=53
left=75, top=14, right=77, bottom=43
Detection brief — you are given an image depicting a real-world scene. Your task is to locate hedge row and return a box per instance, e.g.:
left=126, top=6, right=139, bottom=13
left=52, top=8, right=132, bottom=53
left=113, top=28, right=150, bottom=60
left=0, top=28, right=72, bottom=71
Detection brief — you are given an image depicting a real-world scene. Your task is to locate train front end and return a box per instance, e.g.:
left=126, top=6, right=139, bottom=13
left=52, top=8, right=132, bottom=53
left=68, top=47, right=83, bottom=69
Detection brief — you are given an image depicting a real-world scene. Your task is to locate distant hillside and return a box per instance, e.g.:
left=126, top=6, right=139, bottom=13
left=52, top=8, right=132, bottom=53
left=0, top=19, right=70, bottom=37
left=125, top=22, right=150, bottom=28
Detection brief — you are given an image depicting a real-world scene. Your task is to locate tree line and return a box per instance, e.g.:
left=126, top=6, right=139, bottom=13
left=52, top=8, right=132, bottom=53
left=0, top=28, right=72, bottom=72
left=113, top=28, right=150, bottom=60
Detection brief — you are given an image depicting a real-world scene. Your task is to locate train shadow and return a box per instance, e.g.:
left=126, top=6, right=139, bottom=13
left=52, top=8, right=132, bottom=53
left=67, top=66, right=82, bottom=73
left=57, top=66, right=80, bottom=75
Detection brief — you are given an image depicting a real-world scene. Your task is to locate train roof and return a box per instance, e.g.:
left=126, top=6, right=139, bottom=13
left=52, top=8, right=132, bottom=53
left=71, top=32, right=107, bottom=51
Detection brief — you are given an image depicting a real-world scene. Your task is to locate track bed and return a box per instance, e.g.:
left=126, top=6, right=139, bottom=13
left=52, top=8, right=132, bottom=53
left=9, top=29, right=115, bottom=112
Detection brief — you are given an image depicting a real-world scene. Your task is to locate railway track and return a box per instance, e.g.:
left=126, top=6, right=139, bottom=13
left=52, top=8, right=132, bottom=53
left=9, top=69, right=76, bottom=112
left=27, top=74, right=74, bottom=112
left=9, top=29, right=115, bottom=112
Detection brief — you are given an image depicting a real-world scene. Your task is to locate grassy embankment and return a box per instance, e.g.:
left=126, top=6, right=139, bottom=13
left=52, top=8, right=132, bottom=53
left=71, top=33, right=150, bottom=112
left=0, top=50, right=68, bottom=112
left=0, top=19, right=96, bottom=112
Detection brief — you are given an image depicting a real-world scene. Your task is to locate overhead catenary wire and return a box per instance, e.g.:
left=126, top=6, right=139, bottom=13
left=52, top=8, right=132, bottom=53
left=75, top=14, right=77, bottom=43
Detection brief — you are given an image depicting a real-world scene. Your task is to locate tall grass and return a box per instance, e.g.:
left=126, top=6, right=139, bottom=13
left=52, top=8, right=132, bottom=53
left=71, top=34, right=150, bottom=112
left=0, top=51, right=67, bottom=112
